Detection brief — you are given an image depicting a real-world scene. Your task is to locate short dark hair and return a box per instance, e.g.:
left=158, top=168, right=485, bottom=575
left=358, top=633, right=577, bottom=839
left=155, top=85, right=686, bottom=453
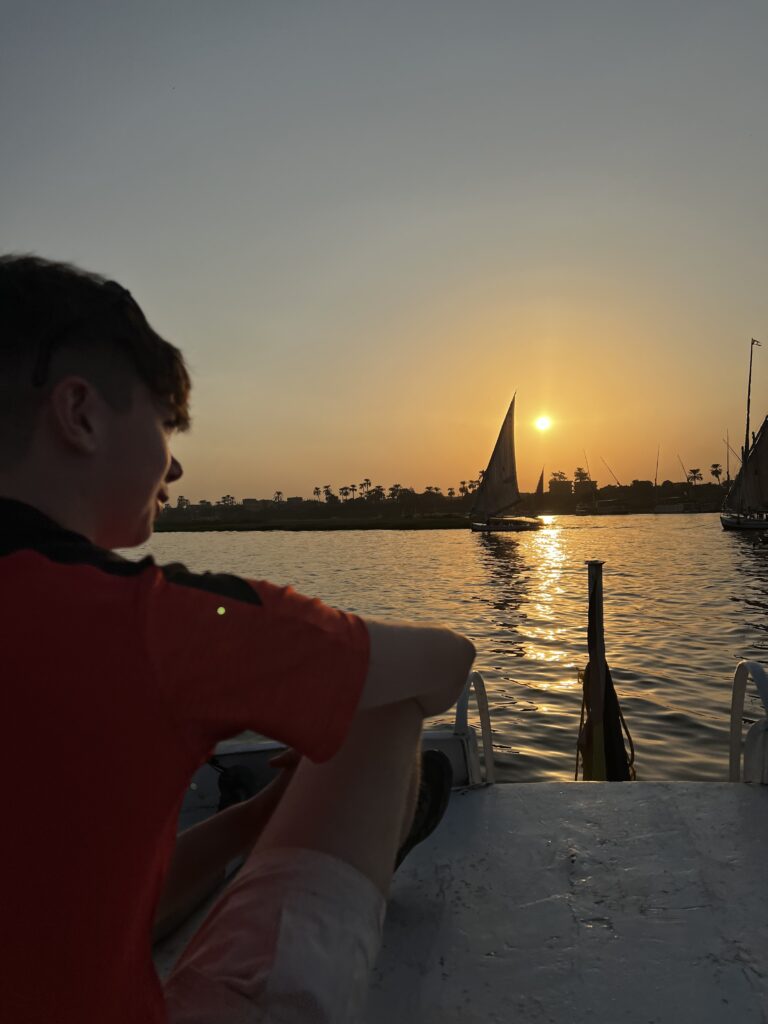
left=0, top=255, right=191, bottom=461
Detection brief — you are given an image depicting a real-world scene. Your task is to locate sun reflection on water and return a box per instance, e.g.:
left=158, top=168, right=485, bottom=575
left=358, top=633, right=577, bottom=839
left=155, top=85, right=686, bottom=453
left=129, top=515, right=764, bottom=782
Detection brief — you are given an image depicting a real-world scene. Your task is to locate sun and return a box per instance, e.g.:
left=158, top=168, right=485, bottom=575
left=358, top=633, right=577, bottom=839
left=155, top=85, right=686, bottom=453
left=535, top=416, right=552, bottom=431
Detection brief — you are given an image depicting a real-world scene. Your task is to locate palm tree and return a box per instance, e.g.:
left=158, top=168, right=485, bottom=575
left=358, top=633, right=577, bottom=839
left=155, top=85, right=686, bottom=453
left=313, top=486, right=322, bottom=501
left=323, top=484, right=334, bottom=502
left=340, top=486, right=350, bottom=501
left=273, top=490, right=283, bottom=502
left=388, top=484, right=401, bottom=501
left=710, top=463, right=722, bottom=485
left=349, top=484, right=357, bottom=500
left=361, top=478, right=371, bottom=496
left=459, top=481, right=468, bottom=497
left=550, top=470, right=568, bottom=482
left=687, top=468, right=703, bottom=486
left=447, top=487, right=456, bottom=499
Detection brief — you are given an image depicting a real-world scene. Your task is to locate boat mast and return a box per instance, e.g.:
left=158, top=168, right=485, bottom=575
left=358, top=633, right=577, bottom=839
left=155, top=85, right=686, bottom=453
left=582, top=451, right=597, bottom=510
left=744, top=339, right=762, bottom=463
left=722, top=434, right=741, bottom=470
left=726, top=430, right=730, bottom=484
left=600, top=456, right=621, bottom=487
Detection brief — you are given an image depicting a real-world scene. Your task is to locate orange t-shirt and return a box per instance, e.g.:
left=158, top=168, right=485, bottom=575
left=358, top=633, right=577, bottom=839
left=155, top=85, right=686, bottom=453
left=0, top=498, right=369, bottom=1023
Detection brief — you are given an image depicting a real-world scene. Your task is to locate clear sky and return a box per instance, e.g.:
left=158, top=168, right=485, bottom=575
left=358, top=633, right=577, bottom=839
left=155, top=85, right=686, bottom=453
left=2, top=1, right=767, bottom=500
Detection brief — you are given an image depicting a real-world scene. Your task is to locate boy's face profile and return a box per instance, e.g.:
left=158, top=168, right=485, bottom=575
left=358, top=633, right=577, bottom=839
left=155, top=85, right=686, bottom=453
left=94, top=379, right=183, bottom=549
left=0, top=258, right=191, bottom=549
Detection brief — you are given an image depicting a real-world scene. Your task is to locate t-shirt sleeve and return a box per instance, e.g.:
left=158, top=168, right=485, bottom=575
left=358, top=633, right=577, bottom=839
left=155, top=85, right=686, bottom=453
left=141, top=562, right=369, bottom=762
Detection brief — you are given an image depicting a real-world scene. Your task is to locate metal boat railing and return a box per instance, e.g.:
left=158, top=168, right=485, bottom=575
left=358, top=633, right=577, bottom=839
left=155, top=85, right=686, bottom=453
left=454, top=670, right=496, bottom=784
left=729, top=659, right=768, bottom=782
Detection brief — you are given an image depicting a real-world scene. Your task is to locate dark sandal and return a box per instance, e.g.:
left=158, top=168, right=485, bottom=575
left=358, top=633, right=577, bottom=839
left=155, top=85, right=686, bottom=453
left=395, top=749, right=453, bottom=869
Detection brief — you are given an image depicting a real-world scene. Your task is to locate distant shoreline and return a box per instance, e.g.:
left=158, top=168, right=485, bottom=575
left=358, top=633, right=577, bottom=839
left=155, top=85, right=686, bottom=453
left=153, top=509, right=722, bottom=533
left=154, top=515, right=470, bottom=533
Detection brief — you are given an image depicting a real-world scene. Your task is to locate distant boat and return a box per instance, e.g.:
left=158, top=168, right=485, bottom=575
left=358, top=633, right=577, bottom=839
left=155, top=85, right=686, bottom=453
left=721, top=416, right=768, bottom=530
left=722, top=339, right=768, bottom=531
left=595, top=499, right=631, bottom=516
left=470, top=396, right=541, bottom=533
left=534, top=468, right=545, bottom=501
left=654, top=497, right=687, bottom=514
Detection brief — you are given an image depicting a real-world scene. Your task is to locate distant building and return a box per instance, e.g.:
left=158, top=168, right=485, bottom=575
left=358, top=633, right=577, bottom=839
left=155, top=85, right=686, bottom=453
left=172, top=500, right=216, bottom=520
left=574, top=480, right=597, bottom=501
left=285, top=496, right=304, bottom=505
left=548, top=479, right=573, bottom=498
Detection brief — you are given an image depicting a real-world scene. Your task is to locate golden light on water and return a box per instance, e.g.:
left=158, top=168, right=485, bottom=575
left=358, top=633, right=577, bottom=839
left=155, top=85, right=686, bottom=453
left=535, top=416, right=552, bottom=431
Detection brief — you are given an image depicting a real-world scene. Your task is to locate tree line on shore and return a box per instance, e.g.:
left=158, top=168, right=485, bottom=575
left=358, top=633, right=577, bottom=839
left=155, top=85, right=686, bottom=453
left=161, top=463, right=731, bottom=523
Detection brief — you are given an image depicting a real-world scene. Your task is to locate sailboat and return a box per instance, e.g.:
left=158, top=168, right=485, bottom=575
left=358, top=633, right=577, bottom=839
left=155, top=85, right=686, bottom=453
left=534, top=468, right=545, bottom=505
left=469, top=396, right=541, bottom=532
left=721, top=339, right=768, bottom=531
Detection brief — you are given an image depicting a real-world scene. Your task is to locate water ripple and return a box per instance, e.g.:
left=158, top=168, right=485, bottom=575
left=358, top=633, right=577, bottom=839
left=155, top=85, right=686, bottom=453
left=128, top=514, right=768, bottom=782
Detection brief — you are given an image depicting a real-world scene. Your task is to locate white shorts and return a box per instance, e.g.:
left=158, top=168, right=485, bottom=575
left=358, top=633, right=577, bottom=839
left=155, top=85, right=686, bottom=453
left=163, top=847, right=386, bottom=1024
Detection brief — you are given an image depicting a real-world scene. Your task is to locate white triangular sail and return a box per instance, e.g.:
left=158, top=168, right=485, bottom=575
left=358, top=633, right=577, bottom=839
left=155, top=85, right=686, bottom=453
left=726, top=416, right=768, bottom=514
left=471, top=397, right=521, bottom=519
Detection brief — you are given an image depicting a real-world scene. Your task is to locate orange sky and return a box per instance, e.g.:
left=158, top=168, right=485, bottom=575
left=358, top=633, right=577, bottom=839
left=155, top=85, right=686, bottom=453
left=3, top=3, right=767, bottom=501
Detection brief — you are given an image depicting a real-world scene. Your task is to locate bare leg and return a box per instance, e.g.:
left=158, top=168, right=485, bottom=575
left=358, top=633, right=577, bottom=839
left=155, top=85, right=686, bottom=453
left=164, top=704, right=428, bottom=1021
left=157, top=736, right=421, bottom=943
left=255, top=699, right=424, bottom=896
left=153, top=766, right=296, bottom=942
left=398, top=749, right=421, bottom=848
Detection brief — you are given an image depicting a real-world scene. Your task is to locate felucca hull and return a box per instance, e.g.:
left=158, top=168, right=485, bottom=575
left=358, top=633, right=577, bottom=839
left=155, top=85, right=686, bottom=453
left=470, top=516, right=541, bottom=532
left=720, top=512, right=768, bottom=531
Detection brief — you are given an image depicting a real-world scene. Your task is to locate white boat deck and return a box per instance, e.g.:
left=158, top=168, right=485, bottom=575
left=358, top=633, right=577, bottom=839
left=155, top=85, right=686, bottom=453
left=366, top=782, right=768, bottom=1022
left=157, top=780, right=768, bottom=1022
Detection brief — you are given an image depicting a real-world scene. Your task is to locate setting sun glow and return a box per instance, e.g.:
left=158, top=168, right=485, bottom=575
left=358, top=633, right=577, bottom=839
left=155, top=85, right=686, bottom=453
left=535, top=416, right=552, bottom=432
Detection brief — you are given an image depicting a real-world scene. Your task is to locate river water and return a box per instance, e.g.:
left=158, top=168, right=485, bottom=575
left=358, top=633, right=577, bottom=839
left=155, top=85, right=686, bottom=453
left=127, top=514, right=768, bottom=783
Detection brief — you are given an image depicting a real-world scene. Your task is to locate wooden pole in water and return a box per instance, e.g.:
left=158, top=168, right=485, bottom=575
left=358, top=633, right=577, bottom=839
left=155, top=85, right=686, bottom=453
left=586, top=559, right=607, bottom=780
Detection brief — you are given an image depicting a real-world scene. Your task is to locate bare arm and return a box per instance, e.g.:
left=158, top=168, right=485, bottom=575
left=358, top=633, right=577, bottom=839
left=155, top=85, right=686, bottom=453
left=359, top=619, right=475, bottom=717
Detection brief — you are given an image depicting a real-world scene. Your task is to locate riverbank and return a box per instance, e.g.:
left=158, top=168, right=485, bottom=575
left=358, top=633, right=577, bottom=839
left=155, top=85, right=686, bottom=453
left=154, top=514, right=470, bottom=532
left=154, top=509, right=729, bottom=532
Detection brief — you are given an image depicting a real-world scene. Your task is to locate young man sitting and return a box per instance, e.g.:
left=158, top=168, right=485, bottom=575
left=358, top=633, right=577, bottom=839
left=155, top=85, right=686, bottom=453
left=0, top=254, right=476, bottom=1023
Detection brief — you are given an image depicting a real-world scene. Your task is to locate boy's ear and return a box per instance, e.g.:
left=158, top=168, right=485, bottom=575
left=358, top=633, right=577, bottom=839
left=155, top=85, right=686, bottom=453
left=47, top=376, right=102, bottom=454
